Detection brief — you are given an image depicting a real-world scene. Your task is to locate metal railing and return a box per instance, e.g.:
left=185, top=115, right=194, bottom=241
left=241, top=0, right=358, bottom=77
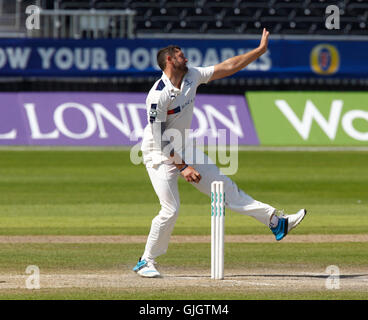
left=27, top=9, right=136, bottom=39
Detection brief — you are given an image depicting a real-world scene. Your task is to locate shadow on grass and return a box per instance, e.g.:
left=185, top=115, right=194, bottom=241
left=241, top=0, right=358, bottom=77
left=227, top=274, right=368, bottom=279
left=170, top=274, right=368, bottom=279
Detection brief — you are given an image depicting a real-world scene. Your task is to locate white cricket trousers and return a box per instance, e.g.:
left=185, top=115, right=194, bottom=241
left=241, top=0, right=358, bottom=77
left=141, top=149, right=275, bottom=262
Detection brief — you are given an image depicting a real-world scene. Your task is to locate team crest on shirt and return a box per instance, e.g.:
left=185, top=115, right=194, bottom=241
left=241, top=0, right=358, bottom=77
left=170, top=88, right=181, bottom=100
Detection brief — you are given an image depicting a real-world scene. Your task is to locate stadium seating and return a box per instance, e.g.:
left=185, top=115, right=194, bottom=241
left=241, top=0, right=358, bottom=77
left=51, top=0, right=368, bottom=35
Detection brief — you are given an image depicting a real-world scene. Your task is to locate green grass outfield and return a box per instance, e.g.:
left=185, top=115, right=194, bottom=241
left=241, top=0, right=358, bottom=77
left=0, top=150, right=367, bottom=300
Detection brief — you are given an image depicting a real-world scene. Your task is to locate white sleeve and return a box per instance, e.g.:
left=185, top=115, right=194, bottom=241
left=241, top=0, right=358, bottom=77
left=147, top=91, right=172, bottom=156
left=147, top=90, right=170, bottom=123
left=195, top=66, right=215, bottom=85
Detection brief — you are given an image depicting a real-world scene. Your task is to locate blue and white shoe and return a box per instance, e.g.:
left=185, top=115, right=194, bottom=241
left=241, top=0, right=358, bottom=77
left=270, top=209, right=307, bottom=241
left=133, top=257, right=161, bottom=278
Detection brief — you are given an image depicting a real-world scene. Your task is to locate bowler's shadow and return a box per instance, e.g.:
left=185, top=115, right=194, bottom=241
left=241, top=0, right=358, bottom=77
left=225, top=273, right=368, bottom=279
left=172, top=274, right=368, bottom=279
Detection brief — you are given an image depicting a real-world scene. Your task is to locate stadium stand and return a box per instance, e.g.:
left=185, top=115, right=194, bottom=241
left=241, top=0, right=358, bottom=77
left=45, top=0, right=368, bottom=36
left=2, top=0, right=367, bottom=37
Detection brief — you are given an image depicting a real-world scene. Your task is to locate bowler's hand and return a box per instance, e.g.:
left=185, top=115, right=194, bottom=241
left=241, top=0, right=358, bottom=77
left=181, top=166, right=201, bottom=184
left=258, top=28, right=270, bottom=55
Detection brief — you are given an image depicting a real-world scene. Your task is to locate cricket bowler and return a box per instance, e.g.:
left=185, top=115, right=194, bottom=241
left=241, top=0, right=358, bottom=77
left=133, top=29, right=307, bottom=277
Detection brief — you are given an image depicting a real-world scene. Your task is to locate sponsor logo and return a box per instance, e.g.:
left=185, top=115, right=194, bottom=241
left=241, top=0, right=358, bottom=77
left=184, top=79, right=193, bottom=87
left=149, top=110, right=157, bottom=117
left=247, top=92, right=368, bottom=145
left=275, top=99, right=368, bottom=141
left=310, top=44, right=340, bottom=75
left=0, top=93, right=258, bottom=146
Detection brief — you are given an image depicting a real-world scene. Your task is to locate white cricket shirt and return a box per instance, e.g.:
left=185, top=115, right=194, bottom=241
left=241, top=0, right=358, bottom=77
left=141, top=66, right=214, bottom=167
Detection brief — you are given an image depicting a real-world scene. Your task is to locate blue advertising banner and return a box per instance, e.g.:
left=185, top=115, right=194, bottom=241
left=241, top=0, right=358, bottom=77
left=0, top=38, right=367, bottom=78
